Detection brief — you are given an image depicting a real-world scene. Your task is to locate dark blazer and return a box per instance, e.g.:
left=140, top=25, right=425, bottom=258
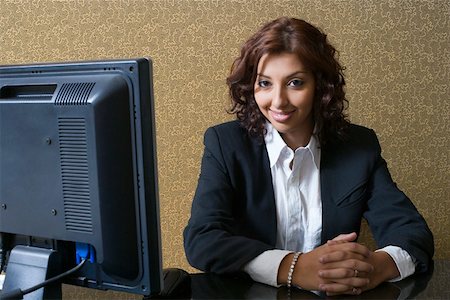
left=184, top=121, right=434, bottom=275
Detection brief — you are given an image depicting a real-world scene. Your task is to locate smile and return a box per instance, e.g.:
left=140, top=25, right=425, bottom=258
left=269, top=110, right=294, bottom=123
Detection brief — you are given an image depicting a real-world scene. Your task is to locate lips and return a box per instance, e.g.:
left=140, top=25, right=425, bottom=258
left=269, top=110, right=294, bottom=123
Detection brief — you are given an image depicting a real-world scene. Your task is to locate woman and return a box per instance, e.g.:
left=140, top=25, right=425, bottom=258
left=183, top=17, right=433, bottom=296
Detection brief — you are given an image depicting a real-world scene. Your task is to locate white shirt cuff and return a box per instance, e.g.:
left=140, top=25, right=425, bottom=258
left=242, top=249, right=292, bottom=287
left=376, top=245, right=416, bottom=282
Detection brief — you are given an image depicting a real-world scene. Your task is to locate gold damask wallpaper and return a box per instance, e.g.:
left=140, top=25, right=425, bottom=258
left=1, top=0, right=449, bottom=298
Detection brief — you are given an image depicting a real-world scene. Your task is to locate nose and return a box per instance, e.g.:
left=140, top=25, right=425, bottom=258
left=271, top=85, right=288, bottom=109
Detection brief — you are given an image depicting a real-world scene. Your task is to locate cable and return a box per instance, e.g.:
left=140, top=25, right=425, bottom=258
left=1, top=259, right=87, bottom=300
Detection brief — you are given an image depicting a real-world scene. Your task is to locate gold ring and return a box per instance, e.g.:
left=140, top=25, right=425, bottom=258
left=354, top=269, right=359, bottom=277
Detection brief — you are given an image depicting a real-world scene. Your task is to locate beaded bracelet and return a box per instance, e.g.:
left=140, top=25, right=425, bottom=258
left=287, top=252, right=301, bottom=288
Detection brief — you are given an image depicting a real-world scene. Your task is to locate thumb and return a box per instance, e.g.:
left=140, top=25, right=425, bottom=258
left=328, top=232, right=358, bottom=244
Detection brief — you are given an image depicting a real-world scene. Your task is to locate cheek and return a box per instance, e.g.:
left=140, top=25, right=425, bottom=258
left=292, top=91, right=314, bottom=107
left=254, top=93, right=269, bottom=110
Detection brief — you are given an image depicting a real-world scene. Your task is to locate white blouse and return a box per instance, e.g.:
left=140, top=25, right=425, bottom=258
left=243, top=122, right=415, bottom=287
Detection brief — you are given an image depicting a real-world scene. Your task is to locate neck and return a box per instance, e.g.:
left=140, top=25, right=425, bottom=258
left=281, top=122, right=314, bottom=150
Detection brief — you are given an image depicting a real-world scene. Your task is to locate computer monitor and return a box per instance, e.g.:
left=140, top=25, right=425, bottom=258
left=0, top=58, right=162, bottom=298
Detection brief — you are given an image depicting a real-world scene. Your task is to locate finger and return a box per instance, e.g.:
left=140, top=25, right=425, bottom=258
left=319, top=282, right=362, bottom=295
left=320, top=250, right=368, bottom=264
left=319, top=269, right=370, bottom=282
left=333, top=277, right=370, bottom=289
left=319, top=269, right=370, bottom=288
left=331, top=232, right=357, bottom=242
left=318, top=268, right=370, bottom=280
left=326, top=287, right=362, bottom=296
left=327, top=240, right=343, bottom=246
left=331, top=242, right=370, bottom=256
left=320, top=259, right=374, bottom=274
left=320, top=243, right=371, bottom=263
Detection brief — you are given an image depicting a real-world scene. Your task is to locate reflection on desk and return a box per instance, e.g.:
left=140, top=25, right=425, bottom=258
left=1, top=261, right=448, bottom=299
left=190, top=260, right=449, bottom=299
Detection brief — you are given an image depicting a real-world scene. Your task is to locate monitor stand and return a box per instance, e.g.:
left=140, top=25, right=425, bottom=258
left=2, top=245, right=62, bottom=299
left=146, top=268, right=191, bottom=299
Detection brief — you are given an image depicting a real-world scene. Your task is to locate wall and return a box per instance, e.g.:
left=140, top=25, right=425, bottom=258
left=1, top=0, right=449, bottom=298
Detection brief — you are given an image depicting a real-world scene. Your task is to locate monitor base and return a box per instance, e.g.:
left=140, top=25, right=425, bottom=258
left=145, top=268, right=191, bottom=299
left=2, top=245, right=62, bottom=299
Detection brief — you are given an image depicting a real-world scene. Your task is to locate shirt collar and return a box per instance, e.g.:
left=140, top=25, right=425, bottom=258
left=264, top=122, right=320, bottom=169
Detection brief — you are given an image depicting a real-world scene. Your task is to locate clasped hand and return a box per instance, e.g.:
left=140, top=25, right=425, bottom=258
left=292, top=232, right=393, bottom=296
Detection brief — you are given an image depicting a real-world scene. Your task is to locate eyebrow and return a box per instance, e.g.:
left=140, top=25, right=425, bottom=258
left=256, top=71, right=309, bottom=79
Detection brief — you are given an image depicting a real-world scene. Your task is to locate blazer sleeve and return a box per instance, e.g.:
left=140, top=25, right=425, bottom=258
left=363, top=130, right=434, bottom=273
left=183, top=126, right=274, bottom=273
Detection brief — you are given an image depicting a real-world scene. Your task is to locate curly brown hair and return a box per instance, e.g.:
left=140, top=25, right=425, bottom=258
left=227, top=17, right=349, bottom=146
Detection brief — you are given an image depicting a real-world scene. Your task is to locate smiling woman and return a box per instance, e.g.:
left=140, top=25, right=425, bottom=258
left=253, top=53, right=316, bottom=149
left=226, top=18, right=349, bottom=149
left=183, top=17, right=434, bottom=296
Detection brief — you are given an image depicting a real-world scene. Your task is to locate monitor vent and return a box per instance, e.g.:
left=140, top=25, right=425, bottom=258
left=54, top=82, right=95, bottom=105
left=58, top=117, right=93, bottom=233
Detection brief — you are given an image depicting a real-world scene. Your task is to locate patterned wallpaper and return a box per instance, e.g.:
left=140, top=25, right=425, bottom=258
left=1, top=0, right=449, bottom=298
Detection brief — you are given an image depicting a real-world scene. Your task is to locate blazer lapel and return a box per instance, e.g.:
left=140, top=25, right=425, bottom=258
left=319, top=133, right=372, bottom=244
left=320, top=146, right=339, bottom=244
left=249, top=136, right=278, bottom=246
left=320, top=140, right=357, bottom=243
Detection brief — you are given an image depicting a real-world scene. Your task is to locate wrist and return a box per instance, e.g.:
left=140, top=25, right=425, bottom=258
left=371, top=251, right=400, bottom=285
left=277, top=253, right=294, bottom=285
left=287, top=252, right=301, bottom=288
left=277, top=252, right=303, bottom=287
left=291, top=251, right=318, bottom=291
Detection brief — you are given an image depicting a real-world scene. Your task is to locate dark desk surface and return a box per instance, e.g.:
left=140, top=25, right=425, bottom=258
left=1, top=260, right=448, bottom=299
left=189, top=260, right=449, bottom=299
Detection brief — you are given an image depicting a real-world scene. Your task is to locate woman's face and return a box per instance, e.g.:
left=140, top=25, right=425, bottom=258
left=254, top=52, right=315, bottom=148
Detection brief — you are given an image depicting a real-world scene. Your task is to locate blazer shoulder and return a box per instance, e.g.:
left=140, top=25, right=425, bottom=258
left=321, top=124, right=382, bottom=173
left=207, top=120, right=245, bottom=137
left=346, top=123, right=378, bottom=144
left=204, top=120, right=255, bottom=149
left=329, top=123, right=381, bottom=155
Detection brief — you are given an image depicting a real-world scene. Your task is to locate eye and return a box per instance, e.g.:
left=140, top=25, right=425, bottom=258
left=257, top=80, right=271, bottom=88
left=288, top=79, right=304, bottom=87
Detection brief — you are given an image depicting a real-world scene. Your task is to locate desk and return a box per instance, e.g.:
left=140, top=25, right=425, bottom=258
left=1, top=260, right=448, bottom=299
left=189, top=260, right=449, bottom=299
